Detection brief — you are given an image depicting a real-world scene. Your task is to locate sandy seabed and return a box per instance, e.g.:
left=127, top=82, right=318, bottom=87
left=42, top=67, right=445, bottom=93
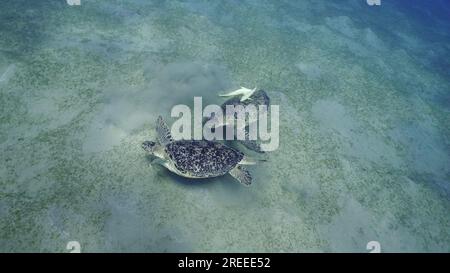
left=0, top=0, right=449, bottom=252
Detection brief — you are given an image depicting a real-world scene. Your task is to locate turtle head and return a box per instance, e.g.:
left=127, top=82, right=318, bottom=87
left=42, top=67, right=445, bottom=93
left=142, top=141, right=157, bottom=154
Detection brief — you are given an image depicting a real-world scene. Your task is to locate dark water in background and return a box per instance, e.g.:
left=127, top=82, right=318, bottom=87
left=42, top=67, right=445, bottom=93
left=0, top=0, right=449, bottom=252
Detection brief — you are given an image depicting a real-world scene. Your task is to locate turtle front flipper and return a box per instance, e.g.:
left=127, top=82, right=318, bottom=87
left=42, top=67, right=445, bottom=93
left=156, top=115, right=174, bottom=146
left=229, top=165, right=252, bottom=186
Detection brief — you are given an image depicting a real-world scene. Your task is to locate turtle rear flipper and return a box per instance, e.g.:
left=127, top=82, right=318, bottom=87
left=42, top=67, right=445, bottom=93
left=229, top=165, right=252, bottom=186
left=156, top=115, right=174, bottom=146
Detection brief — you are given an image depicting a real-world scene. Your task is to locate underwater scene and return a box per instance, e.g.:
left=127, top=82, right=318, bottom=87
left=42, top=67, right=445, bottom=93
left=0, top=0, right=449, bottom=252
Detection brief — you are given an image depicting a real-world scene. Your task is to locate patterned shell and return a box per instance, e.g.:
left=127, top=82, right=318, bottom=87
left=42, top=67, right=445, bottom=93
left=165, top=140, right=243, bottom=177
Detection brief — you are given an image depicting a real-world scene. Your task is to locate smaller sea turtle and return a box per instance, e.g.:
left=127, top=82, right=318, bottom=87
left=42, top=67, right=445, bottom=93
left=142, top=116, right=255, bottom=186
left=214, top=89, right=270, bottom=127
left=205, top=89, right=271, bottom=153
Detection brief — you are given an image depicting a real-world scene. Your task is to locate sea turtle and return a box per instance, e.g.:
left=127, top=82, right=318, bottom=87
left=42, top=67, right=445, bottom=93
left=205, top=89, right=271, bottom=153
left=213, top=89, right=270, bottom=127
left=142, top=116, right=254, bottom=186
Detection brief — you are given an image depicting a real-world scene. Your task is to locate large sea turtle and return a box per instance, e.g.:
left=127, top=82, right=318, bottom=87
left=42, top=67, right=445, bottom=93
left=142, top=116, right=254, bottom=186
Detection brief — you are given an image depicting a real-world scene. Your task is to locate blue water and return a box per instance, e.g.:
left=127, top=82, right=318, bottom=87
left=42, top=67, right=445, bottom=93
left=0, top=0, right=449, bottom=252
